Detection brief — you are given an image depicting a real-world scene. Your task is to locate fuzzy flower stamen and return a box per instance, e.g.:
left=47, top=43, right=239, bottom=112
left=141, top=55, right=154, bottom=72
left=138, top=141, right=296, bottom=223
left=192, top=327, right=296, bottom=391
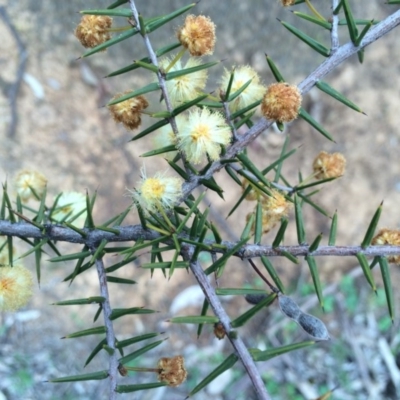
left=153, top=115, right=186, bottom=160
left=261, top=82, right=302, bottom=123
left=248, top=189, right=292, bottom=234
left=108, top=92, right=149, bottom=131
left=177, top=15, right=216, bottom=56
left=372, top=229, right=400, bottom=264
left=220, top=66, right=265, bottom=112
left=75, top=15, right=113, bottom=49
left=280, top=0, right=295, bottom=6
left=14, top=169, right=47, bottom=202
left=0, top=265, right=33, bottom=312
left=51, top=192, right=87, bottom=223
left=157, top=356, right=187, bottom=387
left=159, top=57, right=208, bottom=107
left=177, top=108, right=231, bottom=164
left=312, top=151, right=346, bottom=179
left=130, top=169, right=182, bottom=213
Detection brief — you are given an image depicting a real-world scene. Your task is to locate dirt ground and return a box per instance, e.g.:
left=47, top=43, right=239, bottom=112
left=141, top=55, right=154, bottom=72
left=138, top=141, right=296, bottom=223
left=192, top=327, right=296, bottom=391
left=0, top=1, right=400, bottom=399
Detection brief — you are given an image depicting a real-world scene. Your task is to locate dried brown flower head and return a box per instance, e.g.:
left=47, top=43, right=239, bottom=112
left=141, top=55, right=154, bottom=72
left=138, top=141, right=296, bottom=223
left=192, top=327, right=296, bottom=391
left=261, top=82, right=302, bottom=123
left=108, top=92, right=149, bottom=130
left=214, top=322, right=226, bottom=340
left=262, top=189, right=291, bottom=218
left=157, top=355, right=187, bottom=387
left=117, top=363, right=128, bottom=377
left=177, top=15, right=216, bottom=56
left=280, top=0, right=295, bottom=6
left=312, top=151, right=346, bottom=179
left=372, top=229, right=400, bottom=264
left=261, top=189, right=291, bottom=233
left=75, top=15, right=112, bottom=49
left=247, top=189, right=291, bottom=234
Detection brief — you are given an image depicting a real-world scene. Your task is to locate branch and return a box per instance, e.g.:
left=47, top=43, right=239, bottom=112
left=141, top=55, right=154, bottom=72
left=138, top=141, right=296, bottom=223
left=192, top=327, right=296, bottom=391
left=182, top=9, right=400, bottom=198
left=128, top=0, right=192, bottom=175
left=2, top=220, right=400, bottom=259
left=330, top=0, right=340, bottom=52
left=181, top=246, right=271, bottom=400
left=93, top=254, right=118, bottom=400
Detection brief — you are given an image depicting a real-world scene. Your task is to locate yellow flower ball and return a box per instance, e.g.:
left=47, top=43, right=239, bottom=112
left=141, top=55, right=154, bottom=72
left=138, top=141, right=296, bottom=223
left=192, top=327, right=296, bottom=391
left=261, top=82, right=302, bottom=123
left=108, top=92, right=149, bottom=131
left=75, top=15, right=112, bottom=49
left=0, top=264, right=33, bottom=312
left=14, top=169, right=47, bottom=202
left=177, top=15, right=216, bottom=56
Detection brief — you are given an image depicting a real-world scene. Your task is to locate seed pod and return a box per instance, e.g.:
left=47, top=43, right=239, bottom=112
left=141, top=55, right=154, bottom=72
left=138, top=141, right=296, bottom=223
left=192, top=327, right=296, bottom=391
left=245, top=294, right=267, bottom=305
left=278, top=294, right=301, bottom=320
left=118, top=363, right=128, bottom=377
left=297, top=312, right=330, bottom=341
left=213, top=322, right=226, bottom=340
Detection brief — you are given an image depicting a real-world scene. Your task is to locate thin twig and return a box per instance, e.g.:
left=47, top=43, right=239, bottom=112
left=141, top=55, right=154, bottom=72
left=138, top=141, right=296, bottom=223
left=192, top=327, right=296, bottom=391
left=222, top=100, right=239, bottom=142
left=94, top=254, right=118, bottom=400
left=181, top=246, right=271, bottom=400
left=330, top=0, right=340, bottom=52
left=129, top=0, right=192, bottom=176
left=0, top=6, right=28, bottom=138
left=248, top=258, right=278, bottom=293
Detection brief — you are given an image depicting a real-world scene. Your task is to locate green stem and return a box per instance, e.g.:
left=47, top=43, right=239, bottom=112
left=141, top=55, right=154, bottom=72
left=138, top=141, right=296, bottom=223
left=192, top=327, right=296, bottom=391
left=305, top=0, right=326, bottom=21
left=164, top=48, right=186, bottom=72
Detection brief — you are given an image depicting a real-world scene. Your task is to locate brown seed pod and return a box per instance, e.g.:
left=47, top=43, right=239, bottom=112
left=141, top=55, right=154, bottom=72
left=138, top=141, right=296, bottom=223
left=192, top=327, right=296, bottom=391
left=213, top=322, right=226, bottom=340
left=297, top=312, right=330, bottom=341
left=278, top=294, right=301, bottom=320
left=118, top=363, right=128, bottom=377
left=245, top=293, right=268, bottom=305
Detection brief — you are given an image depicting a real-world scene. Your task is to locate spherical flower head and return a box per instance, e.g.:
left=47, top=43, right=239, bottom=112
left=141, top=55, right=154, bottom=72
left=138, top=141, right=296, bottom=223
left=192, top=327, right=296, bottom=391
left=75, top=15, right=112, bottom=49
left=157, top=355, right=187, bottom=387
left=220, top=66, right=265, bottom=112
left=280, top=0, right=295, bottom=6
left=261, top=82, right=302, bottom=123
left=372, top=229, right=400, bottom=264
left=14, top=169, right=47, bottom=202
left=130, top=168, right=183, bottom=213
left=177, top=15, right=216, bottom=56
left=153, top=115, right=186, bottom=160
left=262, top=189, right=290, bottom=217
left=52, top=192, right=87, bottom=223
left=312, top=151, right=346, bottom=179
left=0, top=264, right=33, bottom=312
left=177, top=108, right=231, bottom=164
left=160, top=57, right=208, bottom=108
left=261, top=189, right=291, bottom=233
left=108, top=92, right=149, bottom=131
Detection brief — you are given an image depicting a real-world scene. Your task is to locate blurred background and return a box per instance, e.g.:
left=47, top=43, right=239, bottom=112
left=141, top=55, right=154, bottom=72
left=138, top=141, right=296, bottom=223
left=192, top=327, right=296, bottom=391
left=0, top=1, right=400, bottom=399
